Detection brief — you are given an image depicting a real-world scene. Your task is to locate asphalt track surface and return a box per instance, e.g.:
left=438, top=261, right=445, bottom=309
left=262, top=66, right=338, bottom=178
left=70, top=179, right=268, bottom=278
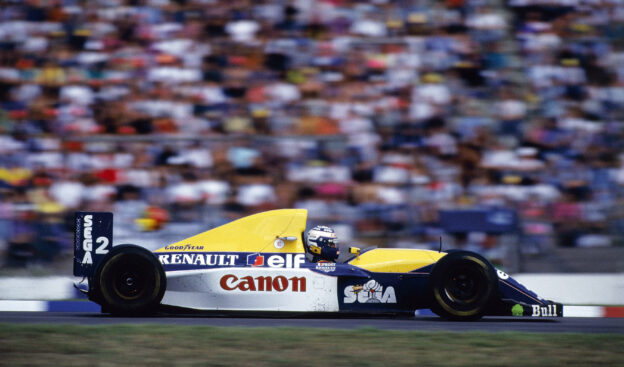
left=1, top=312, right=623, bottom=334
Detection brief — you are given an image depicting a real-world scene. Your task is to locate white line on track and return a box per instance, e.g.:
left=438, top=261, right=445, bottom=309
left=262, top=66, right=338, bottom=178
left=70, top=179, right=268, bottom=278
left=0, top=300, right=46, bottom=312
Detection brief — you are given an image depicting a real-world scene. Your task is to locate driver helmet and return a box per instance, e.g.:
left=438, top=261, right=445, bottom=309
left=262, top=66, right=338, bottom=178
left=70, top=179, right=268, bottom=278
left=306, top=225, right=340, bottom=262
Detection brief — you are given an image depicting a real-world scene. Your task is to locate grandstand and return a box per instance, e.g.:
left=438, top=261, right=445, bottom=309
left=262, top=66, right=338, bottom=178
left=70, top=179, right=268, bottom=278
left=1, top=0, right=623, bottom=273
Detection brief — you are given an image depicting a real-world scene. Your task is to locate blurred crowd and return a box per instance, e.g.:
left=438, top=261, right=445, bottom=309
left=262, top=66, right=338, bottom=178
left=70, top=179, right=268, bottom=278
left=1, top=0, right=624, bottom=268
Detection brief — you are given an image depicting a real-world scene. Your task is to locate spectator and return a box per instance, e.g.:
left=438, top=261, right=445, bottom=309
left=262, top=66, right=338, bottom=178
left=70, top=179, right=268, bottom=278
left=0, top=0, right=623, bottom=271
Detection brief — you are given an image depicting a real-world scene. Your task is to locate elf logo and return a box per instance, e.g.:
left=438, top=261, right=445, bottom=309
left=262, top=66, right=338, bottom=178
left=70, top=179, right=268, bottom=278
left=247, top=254, right=265, bottom=266
left=80, top=215, right=109, bottom=265
left=158, top=253, right=306, bottom=268
left=248, top=253, right=305, bottom=268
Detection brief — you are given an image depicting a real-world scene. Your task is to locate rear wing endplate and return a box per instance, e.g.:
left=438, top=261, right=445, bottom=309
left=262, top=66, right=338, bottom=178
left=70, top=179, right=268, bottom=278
left=73, top=212, right=113, bottom=277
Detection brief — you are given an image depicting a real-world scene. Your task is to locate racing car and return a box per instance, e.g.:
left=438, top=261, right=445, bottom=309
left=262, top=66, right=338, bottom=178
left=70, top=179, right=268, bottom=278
left=73, top=209, right=563, bottom=320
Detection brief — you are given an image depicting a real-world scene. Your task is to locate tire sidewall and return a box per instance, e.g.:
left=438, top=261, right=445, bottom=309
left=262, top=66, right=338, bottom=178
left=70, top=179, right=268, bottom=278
left=92, top=244, right=166, bottom=315
left=427, top=250, right=498, bottom=321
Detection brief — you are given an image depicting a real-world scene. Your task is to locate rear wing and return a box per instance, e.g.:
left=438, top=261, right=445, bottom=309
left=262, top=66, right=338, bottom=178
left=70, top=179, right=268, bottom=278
left=74, top=212, right=113, bottom=277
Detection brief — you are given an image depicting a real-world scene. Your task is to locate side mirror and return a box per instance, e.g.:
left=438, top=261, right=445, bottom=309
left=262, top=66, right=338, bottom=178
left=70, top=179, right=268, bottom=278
left=274, top=236, right=297, bottom=249
left=349, top=247, right=361, bottom=258
left=278, top=236, right=298, bottom=242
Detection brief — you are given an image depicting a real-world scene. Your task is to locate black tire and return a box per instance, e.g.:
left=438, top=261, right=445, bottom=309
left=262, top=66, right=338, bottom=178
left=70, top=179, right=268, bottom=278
left=91, top=245, right=166, bottom=316
left=427, top=251, right=498, bottom=321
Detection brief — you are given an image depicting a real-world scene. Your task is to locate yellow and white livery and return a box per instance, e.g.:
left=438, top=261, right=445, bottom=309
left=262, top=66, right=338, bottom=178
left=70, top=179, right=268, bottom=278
left=74, top=209, right=563, bottom=320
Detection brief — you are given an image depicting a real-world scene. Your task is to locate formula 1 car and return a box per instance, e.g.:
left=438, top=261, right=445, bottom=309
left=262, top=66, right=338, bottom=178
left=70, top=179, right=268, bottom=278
left=73, top=209, right=563, bottom=320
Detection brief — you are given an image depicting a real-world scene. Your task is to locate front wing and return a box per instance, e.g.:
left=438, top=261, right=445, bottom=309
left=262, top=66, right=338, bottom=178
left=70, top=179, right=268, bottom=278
left=490, top=271, right=563, bottom=317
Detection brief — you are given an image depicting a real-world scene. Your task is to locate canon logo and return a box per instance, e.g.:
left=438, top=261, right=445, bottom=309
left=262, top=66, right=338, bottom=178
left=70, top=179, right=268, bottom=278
left=220, top=274, right=307, bottom=292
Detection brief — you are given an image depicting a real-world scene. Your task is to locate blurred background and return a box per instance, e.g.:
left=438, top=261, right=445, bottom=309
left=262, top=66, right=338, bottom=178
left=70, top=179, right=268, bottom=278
left=1, top=0, right=623, bottom=276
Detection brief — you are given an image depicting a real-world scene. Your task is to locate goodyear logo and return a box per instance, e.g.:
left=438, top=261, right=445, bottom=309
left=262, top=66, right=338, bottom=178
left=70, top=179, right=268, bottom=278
left=163, top=244, right=205, bottom=251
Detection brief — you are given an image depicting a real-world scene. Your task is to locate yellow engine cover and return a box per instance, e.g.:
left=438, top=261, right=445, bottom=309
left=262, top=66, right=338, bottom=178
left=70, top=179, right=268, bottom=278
left=155, top=209, right=307, bottom=254
left=348, top=248, right=446, bottom=273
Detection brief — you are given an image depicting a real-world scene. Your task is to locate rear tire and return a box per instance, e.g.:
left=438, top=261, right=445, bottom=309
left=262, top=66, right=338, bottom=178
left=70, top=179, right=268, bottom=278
left=91, top=245, right=166, bottom=316
left=427, top=251, right=498, bottom=321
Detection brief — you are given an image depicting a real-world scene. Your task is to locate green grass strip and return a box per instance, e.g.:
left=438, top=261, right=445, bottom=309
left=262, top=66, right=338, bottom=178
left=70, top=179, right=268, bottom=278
left=0, top=324, right=622, bottom=367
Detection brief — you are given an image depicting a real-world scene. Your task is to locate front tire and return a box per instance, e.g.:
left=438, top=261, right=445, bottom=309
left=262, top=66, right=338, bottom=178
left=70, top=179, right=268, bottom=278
left=427, top=251, right=498, bottom=321
left=91, top=245, right=166, bottom=316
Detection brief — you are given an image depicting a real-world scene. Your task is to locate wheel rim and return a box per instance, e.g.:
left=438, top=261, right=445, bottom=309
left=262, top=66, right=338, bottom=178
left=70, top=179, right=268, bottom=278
left=442, top=264, right=486, bottom=306
left=113, top=271, right=145, bottom=299
left=108, top=256, right=154, bottom=301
